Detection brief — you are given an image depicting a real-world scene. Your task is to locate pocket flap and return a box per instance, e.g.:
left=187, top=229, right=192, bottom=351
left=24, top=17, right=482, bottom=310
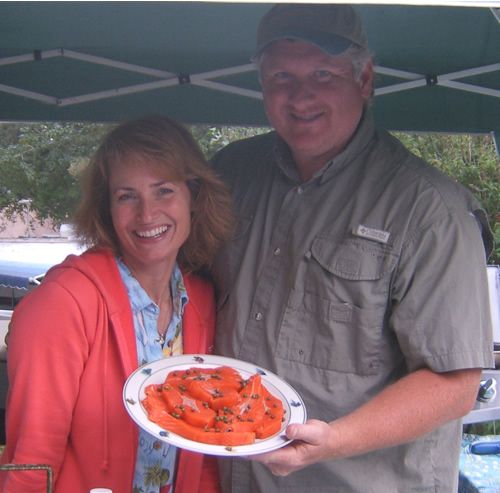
left=310, top=237, right=397, bottom=281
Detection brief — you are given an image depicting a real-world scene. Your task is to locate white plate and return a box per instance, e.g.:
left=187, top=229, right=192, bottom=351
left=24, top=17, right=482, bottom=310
left=123, top=354, right=307, bottom=456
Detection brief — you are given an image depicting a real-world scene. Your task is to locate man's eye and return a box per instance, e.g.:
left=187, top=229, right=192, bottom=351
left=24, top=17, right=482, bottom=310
left=314, top=70, right=333, bottom=81
left=272, top=72, right=290, bottom=82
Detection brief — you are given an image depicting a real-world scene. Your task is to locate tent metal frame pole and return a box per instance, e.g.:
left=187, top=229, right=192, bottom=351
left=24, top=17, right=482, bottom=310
left=0, top=83, right=58, bottom=104
left=191, top=79, right=263, bottom=99
left=374, top=63, right=500, bottom=98
left=57, top=78, right=181, bottom=106
left=0, top=48, right=498, bottom=107
left=61, top=50, right=175, bottom=78
left=0, top=50, right=61, bottom=67
left=439, top=81, right=500, bottom=98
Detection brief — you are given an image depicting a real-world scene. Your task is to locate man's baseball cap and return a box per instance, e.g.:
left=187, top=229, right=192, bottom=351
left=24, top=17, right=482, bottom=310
left=253, top=3, right=368, bottom=59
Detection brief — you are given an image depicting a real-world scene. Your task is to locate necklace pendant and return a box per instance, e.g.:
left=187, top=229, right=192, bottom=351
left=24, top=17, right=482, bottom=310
left=157, top=334, right=166, bottom=346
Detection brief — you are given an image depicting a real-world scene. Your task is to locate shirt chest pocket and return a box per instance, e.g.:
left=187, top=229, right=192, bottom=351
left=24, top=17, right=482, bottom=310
left=276, top=237, right=398, bottom=375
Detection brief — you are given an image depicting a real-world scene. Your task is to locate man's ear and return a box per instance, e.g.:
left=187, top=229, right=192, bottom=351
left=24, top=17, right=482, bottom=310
left=358, top=60, right=375, bottom=101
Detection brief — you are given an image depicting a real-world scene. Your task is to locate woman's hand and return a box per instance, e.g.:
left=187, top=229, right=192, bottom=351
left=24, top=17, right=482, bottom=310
left=250, top=419, right=335, bottom=476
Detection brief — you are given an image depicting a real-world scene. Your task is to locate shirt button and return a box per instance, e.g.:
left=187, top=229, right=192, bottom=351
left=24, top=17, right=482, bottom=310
left=273, top=247, right=281, bottom=256
left=255, top=312, right=263, bottom=321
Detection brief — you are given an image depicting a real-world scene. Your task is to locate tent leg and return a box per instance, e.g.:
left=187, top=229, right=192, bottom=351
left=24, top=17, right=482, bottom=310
left=493, top=132, right=500, bottom=160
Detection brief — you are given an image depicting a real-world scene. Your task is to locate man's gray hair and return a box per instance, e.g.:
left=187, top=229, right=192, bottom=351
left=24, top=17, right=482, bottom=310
left=344, top=46, right=373, bottom=81
left=254, top=44, right=373, bottom=90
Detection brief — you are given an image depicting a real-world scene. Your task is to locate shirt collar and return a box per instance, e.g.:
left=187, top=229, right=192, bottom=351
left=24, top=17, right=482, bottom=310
left=116, top=258, right=188, bottom=314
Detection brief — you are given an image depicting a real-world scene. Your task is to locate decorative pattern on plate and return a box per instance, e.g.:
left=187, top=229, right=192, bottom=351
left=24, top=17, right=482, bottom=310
left=123, top=354, right=307, bottom=456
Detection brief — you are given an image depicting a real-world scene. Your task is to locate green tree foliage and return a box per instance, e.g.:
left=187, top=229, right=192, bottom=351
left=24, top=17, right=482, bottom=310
left=0, top=122, right=109, bottom=224
left=0, top=123, right=498, bottom=262
left=393, top=132, right=500, bottom=263
left=189, top=124, right=268, bottom=159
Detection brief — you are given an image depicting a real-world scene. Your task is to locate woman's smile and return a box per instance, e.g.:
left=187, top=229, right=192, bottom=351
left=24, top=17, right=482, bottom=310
left=135, top=224, right=170, bottom=239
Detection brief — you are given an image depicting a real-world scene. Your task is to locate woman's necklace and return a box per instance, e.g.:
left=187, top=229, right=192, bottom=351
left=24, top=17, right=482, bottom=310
left=157, top=333, right=166, bottom=346
left=156, top=295, right=173, bottom=346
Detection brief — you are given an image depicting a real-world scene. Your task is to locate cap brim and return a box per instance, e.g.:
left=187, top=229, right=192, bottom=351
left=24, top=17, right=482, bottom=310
left=252, top=28, right=355, bottom=61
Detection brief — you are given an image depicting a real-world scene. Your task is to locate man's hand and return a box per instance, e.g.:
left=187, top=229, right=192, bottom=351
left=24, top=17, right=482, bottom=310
left=251, top=419, right=334, bottom=476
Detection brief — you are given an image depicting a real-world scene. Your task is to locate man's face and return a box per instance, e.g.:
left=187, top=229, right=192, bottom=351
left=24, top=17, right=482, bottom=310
left=260, top=40, right=373, bottom=173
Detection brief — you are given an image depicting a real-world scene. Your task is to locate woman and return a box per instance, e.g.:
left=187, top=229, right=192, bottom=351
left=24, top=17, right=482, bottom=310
left=0, top=116, right=233, bottom=493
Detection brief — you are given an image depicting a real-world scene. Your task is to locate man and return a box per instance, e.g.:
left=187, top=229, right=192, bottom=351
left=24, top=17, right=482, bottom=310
left=211, top=4, right=494, bottom=492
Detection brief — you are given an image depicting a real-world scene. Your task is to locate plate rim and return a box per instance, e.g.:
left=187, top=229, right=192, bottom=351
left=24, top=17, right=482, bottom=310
left=122, top=353, right=307, bottom=456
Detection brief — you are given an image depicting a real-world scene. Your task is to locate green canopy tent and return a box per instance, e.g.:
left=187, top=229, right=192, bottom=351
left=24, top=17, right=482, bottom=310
left=1, top=1, right=499, bottom=142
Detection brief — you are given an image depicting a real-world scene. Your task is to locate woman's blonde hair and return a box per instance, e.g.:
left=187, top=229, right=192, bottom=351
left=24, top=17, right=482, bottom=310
left=73, top=115, right=233, bottom=273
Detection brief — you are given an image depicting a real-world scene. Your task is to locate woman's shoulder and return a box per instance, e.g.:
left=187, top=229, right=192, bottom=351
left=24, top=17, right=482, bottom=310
left=45, top=248, right=115, bottom=280
left=33, top=248, right=122, bottom=306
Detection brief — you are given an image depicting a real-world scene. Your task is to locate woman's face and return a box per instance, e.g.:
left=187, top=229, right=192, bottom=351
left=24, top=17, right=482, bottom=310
left=109, top=157, right=192, bottom=275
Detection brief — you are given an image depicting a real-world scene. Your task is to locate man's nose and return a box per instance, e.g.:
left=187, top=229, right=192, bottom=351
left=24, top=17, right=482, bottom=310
left=289, top=78, right=314, bottom=102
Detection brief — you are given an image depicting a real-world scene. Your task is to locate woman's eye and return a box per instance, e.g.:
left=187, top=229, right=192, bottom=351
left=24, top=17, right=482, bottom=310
left=158, top=186, right=174, bottom=197
left=117, top=192, right=135, bottom=202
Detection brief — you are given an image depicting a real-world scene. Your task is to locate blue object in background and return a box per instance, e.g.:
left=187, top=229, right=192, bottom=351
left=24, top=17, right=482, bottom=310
left=470, top=440, right=500, bottom=455
left=460, top=434, right=500, bottom=493
left=0, top=259, right=51, bottom=290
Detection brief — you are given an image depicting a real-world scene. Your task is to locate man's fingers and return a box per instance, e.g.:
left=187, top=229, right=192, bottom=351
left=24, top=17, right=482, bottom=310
left=286, top=419, right=327, bottom=445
